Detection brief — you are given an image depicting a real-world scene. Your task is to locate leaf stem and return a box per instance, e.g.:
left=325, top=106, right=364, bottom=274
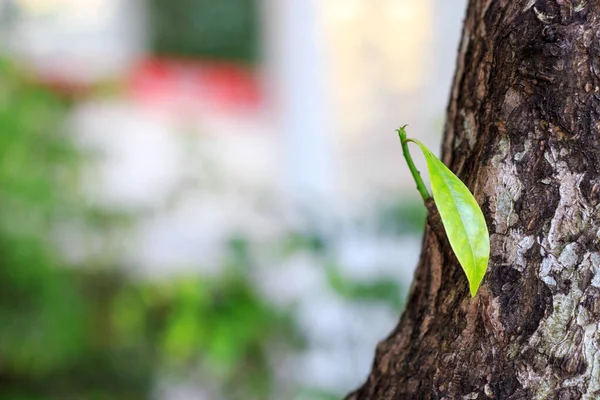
left=396, top=126, right=431, bottom=202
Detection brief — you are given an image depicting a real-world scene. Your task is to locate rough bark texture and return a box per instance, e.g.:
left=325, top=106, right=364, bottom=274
left=349, top=1, right=600, bottom=399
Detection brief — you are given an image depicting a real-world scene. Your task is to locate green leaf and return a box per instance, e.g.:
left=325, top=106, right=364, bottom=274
left=408, top=139, right=490, bottom=297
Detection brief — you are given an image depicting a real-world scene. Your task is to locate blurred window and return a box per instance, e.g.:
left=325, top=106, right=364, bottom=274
left=148, top=0, right=260, bottom=64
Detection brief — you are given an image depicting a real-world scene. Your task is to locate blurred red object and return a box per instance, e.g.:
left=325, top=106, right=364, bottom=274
left=128, top=58, right=262, bottom=115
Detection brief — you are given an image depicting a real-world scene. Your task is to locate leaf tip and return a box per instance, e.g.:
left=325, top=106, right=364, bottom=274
left=468, top=263, right=487, bottom=298
left=469, top=283, right=480, bottom=298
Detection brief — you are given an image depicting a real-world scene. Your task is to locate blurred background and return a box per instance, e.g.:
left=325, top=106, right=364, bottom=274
left=0, top=1, right=466, bottom=399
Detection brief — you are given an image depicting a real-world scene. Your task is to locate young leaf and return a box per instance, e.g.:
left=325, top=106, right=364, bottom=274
left=407, top=139, right=489, bottom=297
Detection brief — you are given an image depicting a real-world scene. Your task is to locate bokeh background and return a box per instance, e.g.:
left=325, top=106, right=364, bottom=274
left=0, top=1, right=467, bottom=399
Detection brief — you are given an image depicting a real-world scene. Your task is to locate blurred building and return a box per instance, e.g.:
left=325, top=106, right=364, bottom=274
left=0, top=0, right=466, bottom=397
left=2, top=0, right=463, bottom=208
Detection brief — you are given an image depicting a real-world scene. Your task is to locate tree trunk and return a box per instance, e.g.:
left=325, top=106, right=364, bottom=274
left=349, top=1, right=600, bottom=399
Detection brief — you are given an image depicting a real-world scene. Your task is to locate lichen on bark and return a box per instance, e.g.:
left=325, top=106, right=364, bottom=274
left=348, top=0, right=600, bottom=398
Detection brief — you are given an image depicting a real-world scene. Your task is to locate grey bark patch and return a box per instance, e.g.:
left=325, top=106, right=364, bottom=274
left=557, top=387, right=583, bottom=400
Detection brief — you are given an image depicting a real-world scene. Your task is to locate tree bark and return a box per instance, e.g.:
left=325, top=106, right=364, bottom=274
left=349, top=0, right=600, bottom=399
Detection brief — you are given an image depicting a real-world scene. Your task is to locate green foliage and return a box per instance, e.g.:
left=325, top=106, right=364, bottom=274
left=279, top=231, right=327, bottom=257
left=326, top=266, right=404, bottom=312
left=375, top=198, right=427, bottom=236
left=0, top=60, right=298, bottom=400
left=397, top=126, right=490, bottom=297
left=0, top=59, right=87, bottom=384
left=155, top=239, right=301, bottom=399
left=295, top=388, right=342, bottom=400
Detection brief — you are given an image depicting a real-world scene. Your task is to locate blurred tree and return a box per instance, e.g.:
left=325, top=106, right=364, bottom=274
left=349, top=1, right=600, bottom=398
left=0, top=57, right=154, bottom=400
